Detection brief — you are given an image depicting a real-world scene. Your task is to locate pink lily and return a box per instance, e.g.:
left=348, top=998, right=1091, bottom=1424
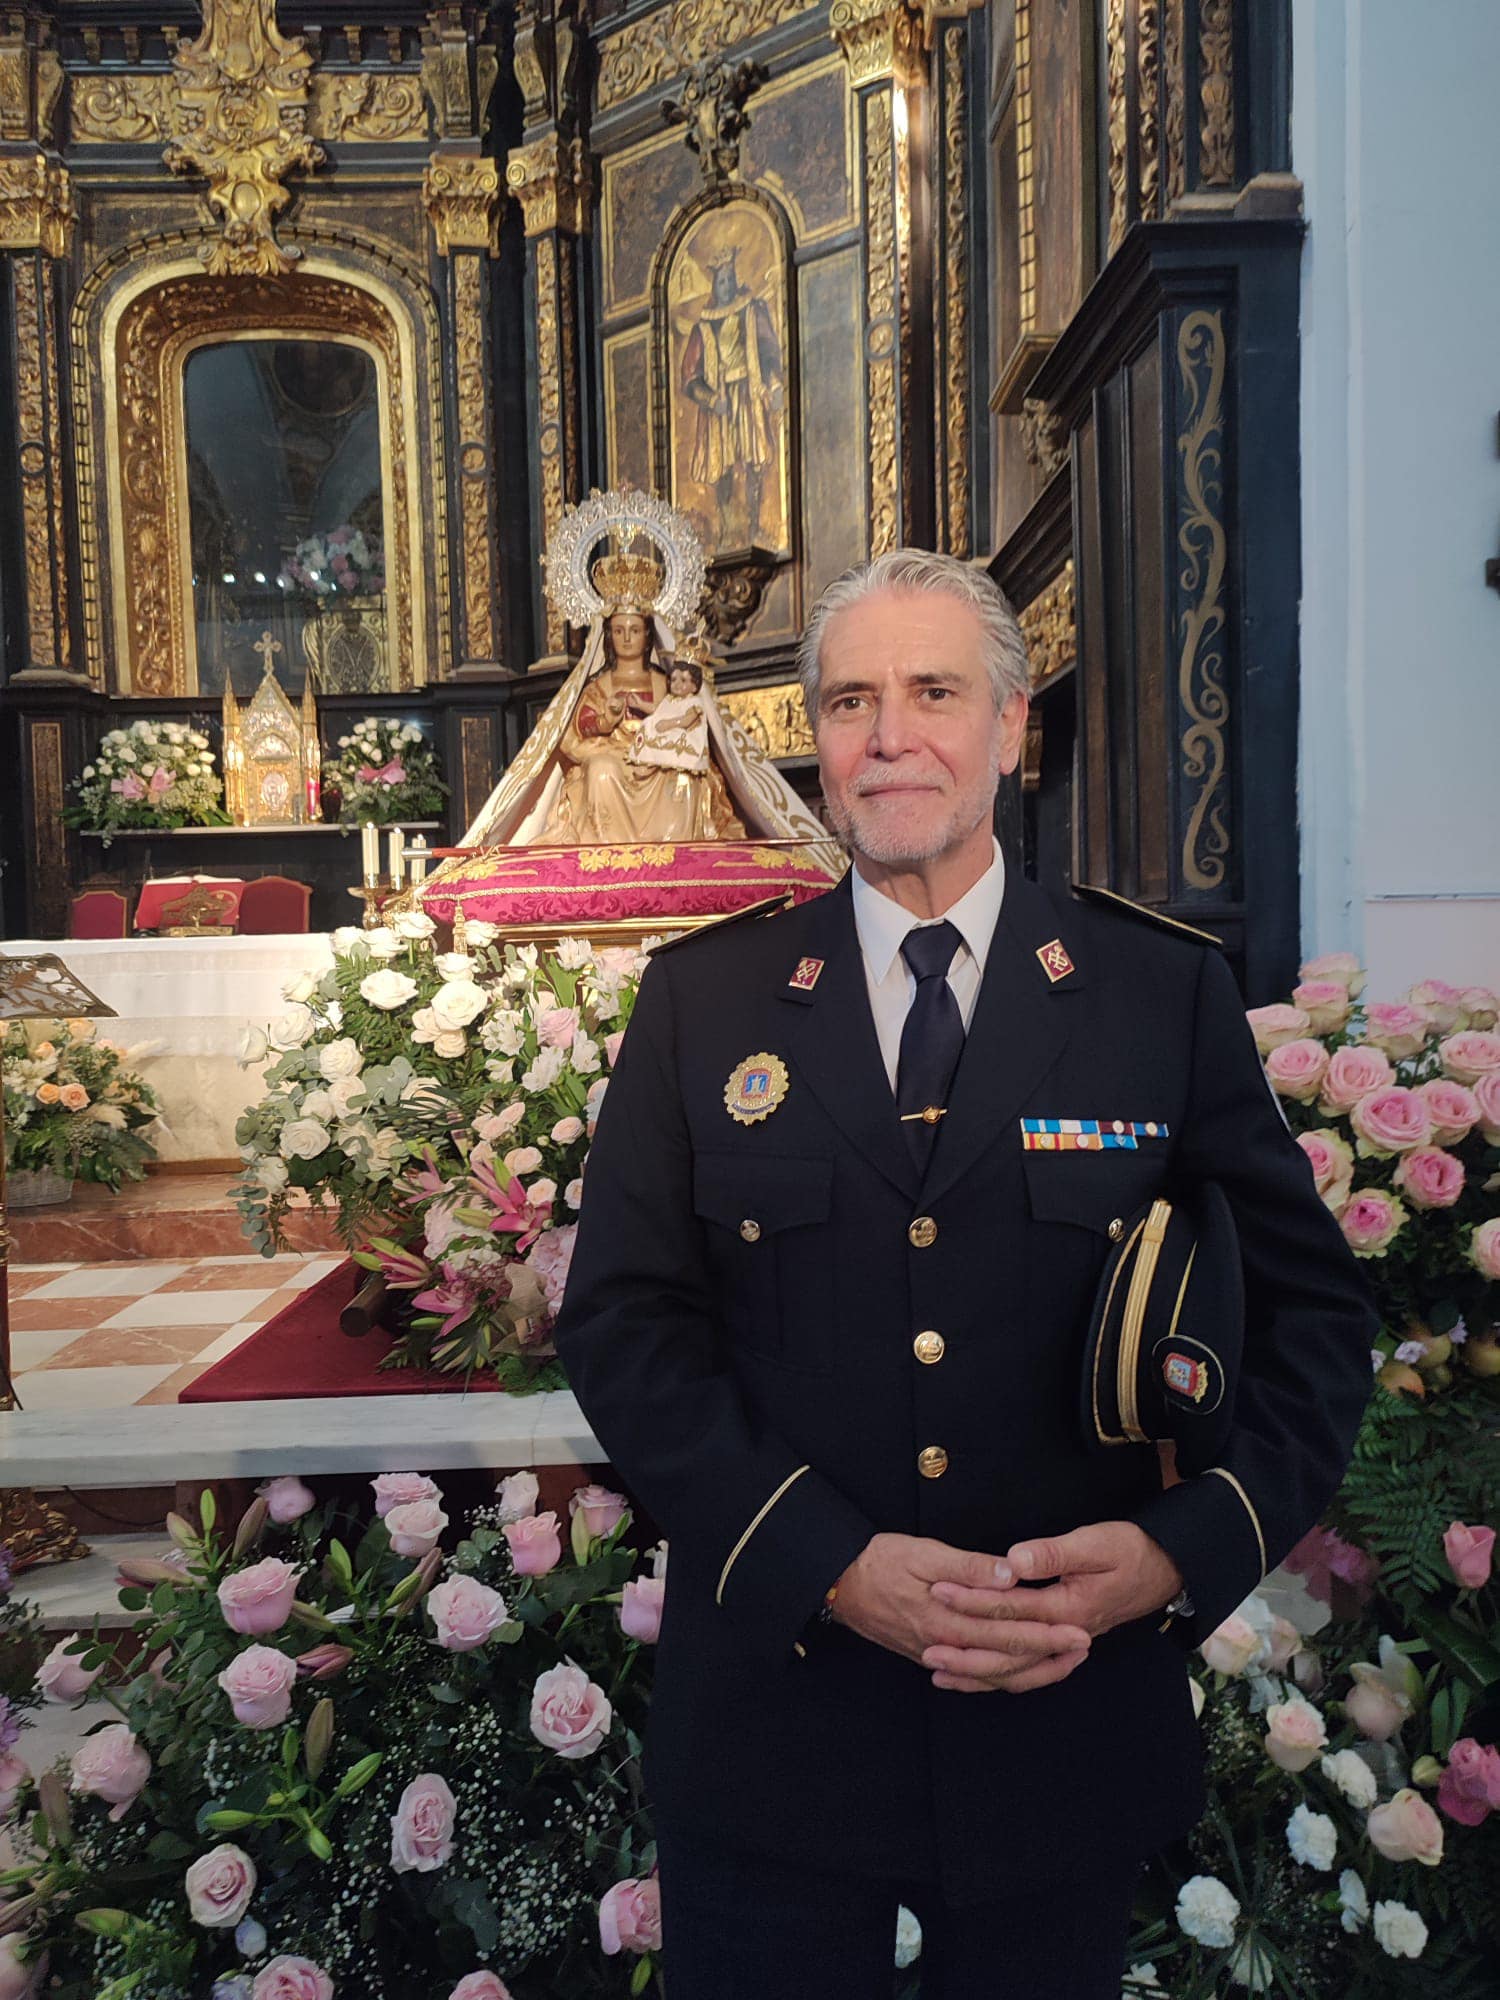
left=401, top=1147, right=453, bottom=1202
left=147, top=767, right=172, bottom=796
left=359, top=1239, right=429, bottom=1290
left=412, top=1264, right=476, bottom=1338
left=468, top=1155, right=551, bottom=1251
left=111, top=773, right=146, bottom=801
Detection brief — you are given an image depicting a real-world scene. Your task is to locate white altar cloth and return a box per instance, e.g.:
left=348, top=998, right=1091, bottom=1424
left=5, top=933, right=333, bottom=1161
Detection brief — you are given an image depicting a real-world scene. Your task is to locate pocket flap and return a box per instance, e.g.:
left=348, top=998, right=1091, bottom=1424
left=1022, top=1148, right=1165, bottom=1236
left=693, top=1153, right=832, bottom=1236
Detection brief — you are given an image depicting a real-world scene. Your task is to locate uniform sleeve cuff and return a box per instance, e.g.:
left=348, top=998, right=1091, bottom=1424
left=1130, top=1467, right=1266, bottom=1650
left=715, top=1464, right=874, bottom=1666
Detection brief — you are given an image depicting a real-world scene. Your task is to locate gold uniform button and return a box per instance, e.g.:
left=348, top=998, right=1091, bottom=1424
left=1107, top=1217, right=1124, bottom=1242
left=918, top=1445, right=949, bottom=1479
left=913, top=1330, right=945, bottom=1364
left=739, top=1219, right=762, bottom=1243
left=908, top=1216, right=938, bottom=1248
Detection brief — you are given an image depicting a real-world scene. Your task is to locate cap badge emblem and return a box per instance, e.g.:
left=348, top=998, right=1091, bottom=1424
left=725, top=1052, right=790, bottom=1125
left=1163, top=1350, right=1210, bottom=1402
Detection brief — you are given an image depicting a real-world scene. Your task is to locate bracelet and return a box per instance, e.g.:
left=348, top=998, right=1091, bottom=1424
left=817, top=1581, right=840, bottom=1626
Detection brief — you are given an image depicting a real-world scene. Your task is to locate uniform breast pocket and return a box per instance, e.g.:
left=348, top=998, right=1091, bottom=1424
left=692, top=1153, right=834, bottom=1372
left=1021, top=1148, right=1168, bottom=1242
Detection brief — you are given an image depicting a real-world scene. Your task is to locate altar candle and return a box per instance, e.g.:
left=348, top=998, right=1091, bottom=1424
left=360, top=821, right=379, bottom=881
left=407, top=834, right=429, bottom=886
left=387, top=825, right=405, bottom=891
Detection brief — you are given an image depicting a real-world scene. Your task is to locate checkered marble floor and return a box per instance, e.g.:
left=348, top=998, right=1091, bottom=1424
left=6, top=1253, right=346, bottom=1411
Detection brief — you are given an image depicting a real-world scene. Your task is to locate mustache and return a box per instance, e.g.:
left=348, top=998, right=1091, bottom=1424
left=848, top=772, right=950, bottom=797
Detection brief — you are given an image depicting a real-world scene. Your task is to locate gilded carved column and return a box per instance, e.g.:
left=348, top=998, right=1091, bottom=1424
left=1, top=124, right=81, bottom=683
left=832, top=0, right=925, bottom=557
left=931, top=18, right=976, bottom=557
left=424, top=151, right=504, bottom=671
left=506, top=131, right=589, bottom=661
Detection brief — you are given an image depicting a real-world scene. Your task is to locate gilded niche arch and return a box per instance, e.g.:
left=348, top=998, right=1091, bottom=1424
left=650, top=184, right=799, bottom=570
left=72, top=228, right=450, bottom=694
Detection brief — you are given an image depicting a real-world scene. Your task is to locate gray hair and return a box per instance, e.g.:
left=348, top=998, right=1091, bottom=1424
left=796, top=549, right=1030, bottom=718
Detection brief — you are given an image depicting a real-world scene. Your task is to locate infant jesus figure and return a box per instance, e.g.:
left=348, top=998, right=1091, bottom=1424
left=627, top=659, right=710, bottom=776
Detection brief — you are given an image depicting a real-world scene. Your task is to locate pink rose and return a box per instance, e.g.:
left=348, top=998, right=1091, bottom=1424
left=1349, top=1086, right=1432, bottom=1156
left=371, top=1471, right=441, bottom=1518
left=427, top=1575, right=509, bottom=1652
left=1474, top=1070, right=1500, bottom=1143
left=1437, top=1738, right=1500, bottom=1827
left=252, top=1956, right=334, bottom=2000
left=258, top=1475, right=315, bottom=1524
left=529, top=1662, right=612, bottom=1759
left=1199, top=1613, right=1260, bottom=1677
left=537, top=1006, right=580, bottom=1049
left=0, top=1749, right=30, bottom=1817
left=526, top=1224, right=577, bottom=1311
left=550, top=1115, right=585, bottom=1144
left=569, top=1484, right=629, bottom=1539
left=70, top=1721, right=151, bottom=1821
left=1264, top=1616, right=1301, bottom=1675
left=0, top=1939, right=46, bottom=2000
left=1360, top=1003, right=1430, bottom=1060
left=1393, top=1148, right=1465, bottom=1211
left=1460, top=987, right=1499, bottom=1029
left=184, top=1842, right=257, bottom=1927
left=1441, top=1029, right=1500, bottom=1086
left=503, top=1145, right=544, bottom=1176
left=384, top=1498, right=448, bottom=1558
left=1291, top=980, right=1353, bottom=1034
left=1471, top=1218, right=1500, bottom=1281
left=1346, top=1665, right=1412, bottom=1740
left=496, top=1470, right=539, bottom=1522
left=1443, top=1521, right=1495, bottom=1590
left=1265, top=1039, right=1330, bottom=1103
left=604, top=1031, right=626, bottom=1067
left=36, top=1637, right=104, bottom=1702
left=1367, top=1787, right=1444, bottom=1866
left=217, top=1556, right=301, bottom=1636
left=1245, top=1004, right=1312, bottom=1054
left=1296, top=1129, right=1355, bottom=1212
left=449, top=1977, right=513, bottom=2000
left=1318, top=1043, right=1395, bottom=1114
left=1340, top=1190, right=1407, bottom=1258
left=1264, top=1694, right=1327, bottom=1772
left=619, top=1576, right=665, bottom=1644
left=218, top=1644, right=298, bottom=1729
left=1299, top=951, right=1365, bottom=995
left=475, top=1103, right=526, bottom=1142
left=1419, top=1077, right=1481, bottom=1145
left=598, top=1875, right=662, bottom=1956
left=1406, top=979, right=1466, bottom=1032
left=390, top=1772, right=457, bottom=1873
left=505, top=1511, right=562, bottom=1576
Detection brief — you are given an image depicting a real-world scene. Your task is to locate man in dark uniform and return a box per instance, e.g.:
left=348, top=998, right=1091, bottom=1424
left=555, top=551, right=1375, bottom=1997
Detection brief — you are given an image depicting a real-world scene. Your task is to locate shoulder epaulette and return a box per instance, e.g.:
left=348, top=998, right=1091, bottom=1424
left=1069, top=881, right=1223, bottom=947
left=647, top=891, right=798, bottom=957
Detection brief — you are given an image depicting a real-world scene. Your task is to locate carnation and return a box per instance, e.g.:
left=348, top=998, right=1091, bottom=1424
left=1372, top=1900, right=1428, bottom=1960
left=1286, top=1802, right=1337, bottom=1871
left=1175, top=1873, right=1239, bottom=1949
left=1320, top=1747, right=1378, bottom=1808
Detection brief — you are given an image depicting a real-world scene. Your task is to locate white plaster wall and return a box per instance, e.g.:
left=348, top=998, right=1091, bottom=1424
left=1294, top=0, right=1500, bottom=1002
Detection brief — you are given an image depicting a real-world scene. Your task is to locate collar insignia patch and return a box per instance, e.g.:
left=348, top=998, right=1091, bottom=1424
left=725, top=1052, right=790, bottom=1125
left=788, top=956, right=824, bottom=992
left=1037, top=938, right=1075, bottom=984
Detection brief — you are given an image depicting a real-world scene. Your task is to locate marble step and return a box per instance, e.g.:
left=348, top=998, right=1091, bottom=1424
left=10, top=1172, right=341, bottom=1263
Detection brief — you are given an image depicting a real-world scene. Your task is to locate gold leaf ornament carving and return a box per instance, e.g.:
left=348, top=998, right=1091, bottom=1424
left=597, top=0, right=817, bottom=111
left=311, top=72, right=429, bottom=143
left=505, top=134, right=590, bottom=239
left=425, top=152, right=502, bottom=254
left=863, top=89, right=898, bottom=554
left=1175, top=310, right=1230, bottom=891
left=1138, top=0, right=1161, bottom=218
left=70, top=73, right=172, bottom=144
left=1105, top=0, right=1128, bottom=253
left=0, top=151, right=72, bottom=256
left=719, top=683, right=815, bottom=760
left=1018, top=561, right=1076, bottom=689
left=939, top=25, right=970, bottom=555
left=1198, top=0, right=1235, bottom=186
left=162, top=0, right=327, bottom=276
left=453, top=253, right=496, bottom=661
left=1163, top=0, right=1185, bottom=204
left=831, top=0, right=924, bottom=88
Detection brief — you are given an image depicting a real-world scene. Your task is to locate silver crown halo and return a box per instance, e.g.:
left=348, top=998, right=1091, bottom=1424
left=541, top=487, right=707, bottom=635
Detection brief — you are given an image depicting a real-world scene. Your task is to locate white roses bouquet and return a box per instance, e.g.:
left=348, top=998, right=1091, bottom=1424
left=64, top=717, right=228, bottom=841
left=234, top=925, right=647, bottom=1388
left=326, top=716, right=448, bottom=827
left=277, top=524, right=384, bottom=599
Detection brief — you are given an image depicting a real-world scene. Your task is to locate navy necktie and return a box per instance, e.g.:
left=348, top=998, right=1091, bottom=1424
left=895, top=921, right=965, bottom=1164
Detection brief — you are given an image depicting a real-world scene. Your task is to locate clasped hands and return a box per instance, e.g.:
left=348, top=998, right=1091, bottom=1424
left=831, top=1524, right=1183, bottom=1695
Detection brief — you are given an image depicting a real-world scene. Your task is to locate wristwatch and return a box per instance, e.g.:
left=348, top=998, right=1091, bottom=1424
left=1163, top=1584, right=1195, bottom=1620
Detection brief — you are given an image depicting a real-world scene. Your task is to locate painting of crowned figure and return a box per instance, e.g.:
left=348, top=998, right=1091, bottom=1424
left=666, top=203, right=792, bottom=558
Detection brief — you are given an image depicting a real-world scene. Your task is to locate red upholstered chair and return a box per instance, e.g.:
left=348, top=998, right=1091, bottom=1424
left=68, top=888, right=129, bottom=938
left=239, top=875, right=313, bottom=934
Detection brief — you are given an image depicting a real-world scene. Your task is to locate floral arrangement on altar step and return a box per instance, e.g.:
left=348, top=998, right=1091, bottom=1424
left=3, top=1018, right=160, bottom=1192
left=326, top=719, right=447, bottom=828
left=1125, top=961, right=1500, bottom=1999
left=277, top=528, right=385, bottom=600
left=0, top=1472, right=667, bottom=1999
left=232, top=923, right=643, bottom=1389
left=63, top=720, right=228, bottom=841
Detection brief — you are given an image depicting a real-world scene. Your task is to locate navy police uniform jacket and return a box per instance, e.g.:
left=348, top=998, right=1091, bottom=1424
left=555, top=873, right=1376, bottom=1898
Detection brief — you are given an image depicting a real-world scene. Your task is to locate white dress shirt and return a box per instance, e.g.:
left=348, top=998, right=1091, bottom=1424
left=849, top=838, right=1008, bottom=1090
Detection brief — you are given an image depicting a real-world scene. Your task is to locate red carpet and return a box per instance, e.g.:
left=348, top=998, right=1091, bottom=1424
left=180, top=1262, right=501, bottom=1402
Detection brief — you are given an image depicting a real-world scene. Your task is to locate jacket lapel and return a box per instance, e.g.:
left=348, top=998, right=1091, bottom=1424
left=779, top=876, right=921, bottom=1203
left=918, top=873, right=1085, bottom=1209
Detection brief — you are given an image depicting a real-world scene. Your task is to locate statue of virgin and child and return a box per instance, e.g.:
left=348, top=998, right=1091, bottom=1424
left=449, top=489, right=835, bottom=861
